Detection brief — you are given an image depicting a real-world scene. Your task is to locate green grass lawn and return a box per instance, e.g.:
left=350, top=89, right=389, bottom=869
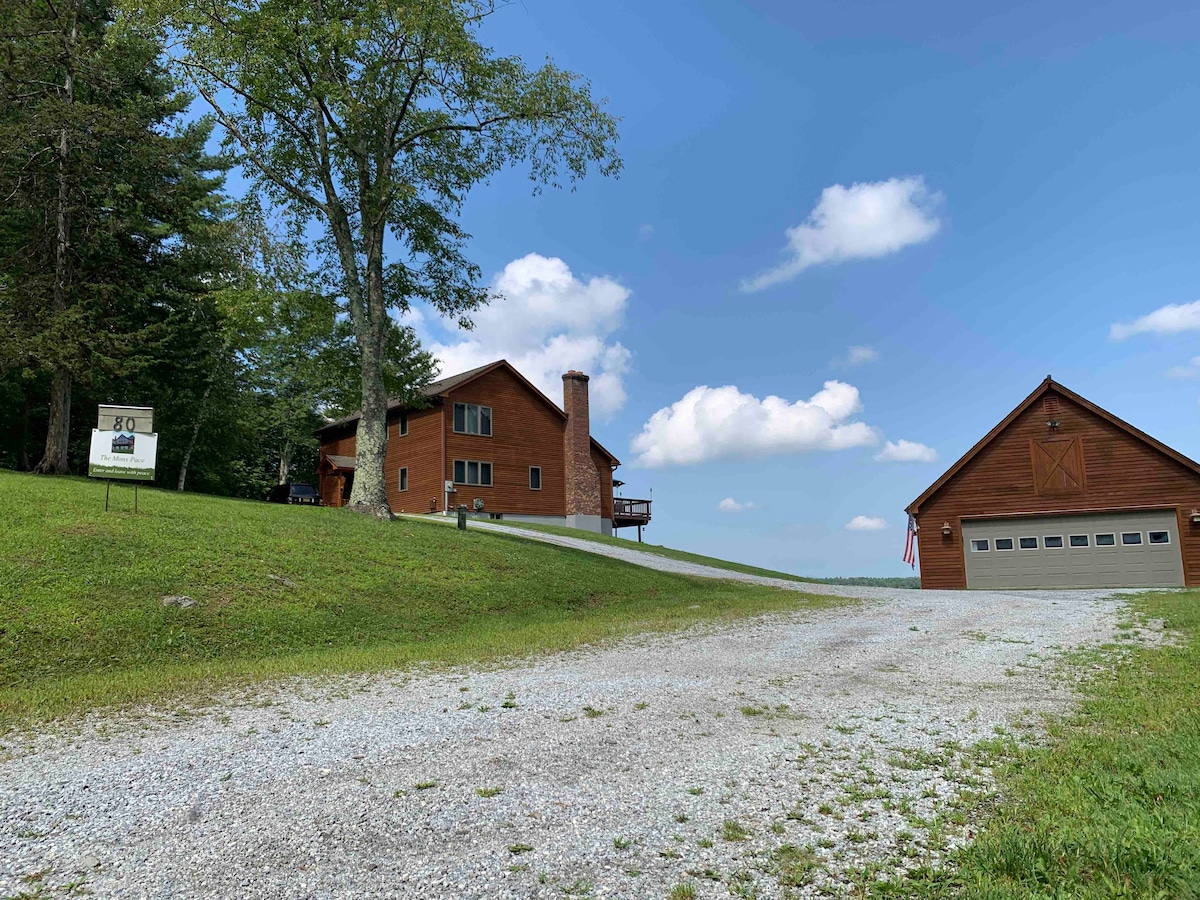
left=877, top=589, right=1200, bottom=898
left=0, top=470, right=850, bottom=728
left=454, top=517, right=921, bottom=589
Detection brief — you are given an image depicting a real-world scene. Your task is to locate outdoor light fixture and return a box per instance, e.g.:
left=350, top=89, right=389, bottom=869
left=942, top=521, right=952, bottom=537
left=1048, top=420, right=1061, bottom=430
left=1192, top=508, right=1200, bottom=525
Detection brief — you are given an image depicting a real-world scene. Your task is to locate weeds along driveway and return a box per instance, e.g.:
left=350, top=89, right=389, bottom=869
left=1, top=588, right=1128, bottom=899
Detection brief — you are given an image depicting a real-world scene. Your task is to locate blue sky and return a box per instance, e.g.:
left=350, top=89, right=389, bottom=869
left=231, top=1, right=1200, bottom=576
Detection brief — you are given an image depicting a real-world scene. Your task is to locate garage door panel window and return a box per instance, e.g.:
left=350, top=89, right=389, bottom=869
left=964, top=514, right=1184, bottom=590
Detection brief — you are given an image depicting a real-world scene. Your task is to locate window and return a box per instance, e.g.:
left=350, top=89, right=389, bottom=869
left=1019, top=537, right=1039, bottom=550
left=1095, top=533, right=1116, bottom=547
left=1149, top=531, right=1171, bottom=545
left=1121, top=532, right=1143, bottom=546
left=971, top=539, right=990, bottom=552
left=453, top=459, right=492, bottom=486
left=1044, top=535, right=1064, bottom=549
left=1069, top=534, right=1089, bottom=547
left=398, top=467, right=408, bottom=492
left=995, top=538, right=1015, bottom=551
left=453, top=403, right=492, bottom=436
left=398, top=411, right=409, bottom=437
left=529, top=466, right=542, bottom=490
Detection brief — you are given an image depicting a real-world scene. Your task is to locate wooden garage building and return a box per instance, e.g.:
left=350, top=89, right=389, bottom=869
left=907, top=377, right=1200, bottom=590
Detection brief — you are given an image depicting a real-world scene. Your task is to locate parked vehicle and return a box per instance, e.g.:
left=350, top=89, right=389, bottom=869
left=266, top=483, right=323, bottom=505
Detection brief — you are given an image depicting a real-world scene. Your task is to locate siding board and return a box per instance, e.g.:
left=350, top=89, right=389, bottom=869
left=914, top=389, right=1200, bottom=589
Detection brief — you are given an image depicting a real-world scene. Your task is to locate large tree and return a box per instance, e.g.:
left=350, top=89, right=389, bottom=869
left=151, top=0, right=620, bottom=516
left=0, top=0, right=232, bottom=473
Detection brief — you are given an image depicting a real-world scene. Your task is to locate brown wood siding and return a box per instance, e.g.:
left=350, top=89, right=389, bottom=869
left=443, top=367, right=568, bottom=517
left=592, top=444, right=614, bottom=520
left=915, top=391, right=1200, bottom=589
left=317, top=428, right=356, bottom=507
left=386, top=406, right=445, bottom=513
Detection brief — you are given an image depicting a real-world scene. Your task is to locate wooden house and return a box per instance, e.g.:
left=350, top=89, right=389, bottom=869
left=907, top=377, right=1200, bottom=590
left=315, top=360, right=652, bottom=536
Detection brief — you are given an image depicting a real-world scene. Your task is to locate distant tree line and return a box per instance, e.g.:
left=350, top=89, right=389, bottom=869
left=0, top=0, right=618, bottom=509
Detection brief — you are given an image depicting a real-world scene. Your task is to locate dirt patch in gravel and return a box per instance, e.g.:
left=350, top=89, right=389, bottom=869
left=1, top=587, right=1130, bottom=899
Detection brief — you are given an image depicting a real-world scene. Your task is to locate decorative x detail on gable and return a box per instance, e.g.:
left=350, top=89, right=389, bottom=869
left=1031, top=438, right=1085, bottom=495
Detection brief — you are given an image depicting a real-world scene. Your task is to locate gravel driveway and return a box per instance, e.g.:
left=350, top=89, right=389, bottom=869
left=1, top=581, right=1131, bottom=899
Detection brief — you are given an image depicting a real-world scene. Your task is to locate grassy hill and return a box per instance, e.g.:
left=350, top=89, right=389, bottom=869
left=0, top=470, right=849, bottom=728
left=480, top=519, right=922, bottom=588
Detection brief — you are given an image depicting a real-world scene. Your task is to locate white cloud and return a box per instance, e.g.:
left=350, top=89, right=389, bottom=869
left=1111, top=300, right=1200, bottom=340
left=839, top=345, right=879, bottom=367
left=637, top=223, right=655, bottom=240
left=846, top=515, right=888, bottom=531
left=717, top=497, right=759, bottom=513
left=741, top=177, right=942, bottom=292
left=427, top=254, right=631, bottom=419
left=1166, top=357, right=1200, bottom=379
left=874, top=439, right=938, bottom=463
left=630, top=380, right=878, bottom=468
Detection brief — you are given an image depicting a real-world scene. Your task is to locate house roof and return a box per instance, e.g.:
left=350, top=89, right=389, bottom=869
left=320, top=454, right=356, bottom=471
left=315, top=359, right=621, bottom=464
left=906, top=376, right=1200, bottom=515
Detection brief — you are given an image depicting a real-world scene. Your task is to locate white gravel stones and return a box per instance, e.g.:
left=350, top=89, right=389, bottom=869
left=0, top=584, right=1129, bottom=898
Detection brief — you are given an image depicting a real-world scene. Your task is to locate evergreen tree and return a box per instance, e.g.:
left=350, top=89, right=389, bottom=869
left=0, top=1, right=232, bottom=474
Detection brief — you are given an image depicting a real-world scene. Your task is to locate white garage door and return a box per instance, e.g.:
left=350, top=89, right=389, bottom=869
left=962, top=509, right=1184, bottom=589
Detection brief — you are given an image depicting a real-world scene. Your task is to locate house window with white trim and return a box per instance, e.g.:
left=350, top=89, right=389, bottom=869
left=453, top=403, right=492, bottom=436
left=529, top=466, right=542, bottom=490
left=398, top=411, right=408, bottom=436
left=398, top=467, right=408, bottom=492
left=453, top=459, right=492, bottom=486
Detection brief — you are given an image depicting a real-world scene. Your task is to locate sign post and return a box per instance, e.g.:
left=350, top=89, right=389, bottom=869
left=89, top=405, right=157, bottom=511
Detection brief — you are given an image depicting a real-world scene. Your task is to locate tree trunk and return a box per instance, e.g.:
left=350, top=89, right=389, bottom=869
left=347, top=225, right=391, bottom=516
left=322, top=190, right=390, bottom=517
left=34, top=8, right=77, bottom=475
left=277, top=440, right=292, bottom=485
left=36, top=368, right=72, bottom=474
left=177, top=377, right=213, bottom=491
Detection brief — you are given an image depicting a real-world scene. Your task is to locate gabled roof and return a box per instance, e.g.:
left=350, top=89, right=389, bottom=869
left=317, top=454, right=356, bottom=472
left=315, top=359, right=621, bottom=464
left=906, top=376, right=1200, bottom=514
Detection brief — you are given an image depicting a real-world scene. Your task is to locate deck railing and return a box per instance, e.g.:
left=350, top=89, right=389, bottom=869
left=613, top=497, right=652, bottom=522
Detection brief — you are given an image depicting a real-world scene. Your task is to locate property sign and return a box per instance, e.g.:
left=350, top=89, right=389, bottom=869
left=88, top=429, right=158, bottom=481
left=97, top=405, right=154, bottom=435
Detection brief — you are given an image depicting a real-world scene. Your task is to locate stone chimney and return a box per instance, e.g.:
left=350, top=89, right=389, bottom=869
left=563, top=370, right=601, bottom=527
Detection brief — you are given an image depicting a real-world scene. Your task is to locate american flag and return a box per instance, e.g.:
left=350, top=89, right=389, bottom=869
left=903, top=513, right=918, bottom=569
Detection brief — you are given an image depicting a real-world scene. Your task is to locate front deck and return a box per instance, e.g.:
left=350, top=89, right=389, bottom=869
left=613, top=497, right=652, bottom=540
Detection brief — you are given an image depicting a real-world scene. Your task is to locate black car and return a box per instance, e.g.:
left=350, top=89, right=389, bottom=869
left=266, top=483, right=323, bottom=505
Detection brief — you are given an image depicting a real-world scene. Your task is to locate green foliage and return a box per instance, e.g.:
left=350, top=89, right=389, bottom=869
left=0, top=470, right=850, bottom=727
left=874, top=591, right=1200, bottom=898
left=136, top=0, right=621, bottom=506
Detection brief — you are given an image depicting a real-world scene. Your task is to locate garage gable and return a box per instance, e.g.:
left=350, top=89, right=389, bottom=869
left=907, top=378, right=1200, bottom=589
left=908, top=378, right=1200, bottom=516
